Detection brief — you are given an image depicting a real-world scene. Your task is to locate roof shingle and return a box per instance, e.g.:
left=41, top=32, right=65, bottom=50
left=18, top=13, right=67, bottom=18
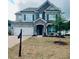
left=21, top=8, right=38, bottom=12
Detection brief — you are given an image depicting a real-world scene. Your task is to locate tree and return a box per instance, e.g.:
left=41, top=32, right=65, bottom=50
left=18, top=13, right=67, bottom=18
left=8, top=20, right=11, bottom=27
left=53, top=14, right=66, bottom=36
left=64, top=21, right=70, bottom=31
left=8, top=20, right=13, bottom=35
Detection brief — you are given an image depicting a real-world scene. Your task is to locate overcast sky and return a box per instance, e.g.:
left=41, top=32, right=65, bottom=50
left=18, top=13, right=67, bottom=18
left=8, top=0, right=70, bottom=21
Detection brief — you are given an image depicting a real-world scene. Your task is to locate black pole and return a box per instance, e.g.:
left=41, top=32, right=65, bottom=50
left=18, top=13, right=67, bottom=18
left=18, top=29, right=22, bottom=57
left=19, top=37, right=22, bottom=57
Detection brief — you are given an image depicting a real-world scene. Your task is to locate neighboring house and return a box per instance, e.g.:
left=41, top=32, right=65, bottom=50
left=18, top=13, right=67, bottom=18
left=12, top=0, right=61, bottom=36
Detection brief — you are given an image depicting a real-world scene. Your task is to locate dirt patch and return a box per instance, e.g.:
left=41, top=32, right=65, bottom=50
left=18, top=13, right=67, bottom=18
left=54, top=41, right=68, bottom=45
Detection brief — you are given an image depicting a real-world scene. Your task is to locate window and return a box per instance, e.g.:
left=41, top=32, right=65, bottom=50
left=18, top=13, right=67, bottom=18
left=47, top=26, right=53, bottom=32
left=25, top=14, right=33, bottom=22
left=49, top=14, right=56, bottom=20
left=45, top=14, right=49, bottom=20
left=39, top=14, right=42, bottom=18
left=47, top=25, right=55, bottom=35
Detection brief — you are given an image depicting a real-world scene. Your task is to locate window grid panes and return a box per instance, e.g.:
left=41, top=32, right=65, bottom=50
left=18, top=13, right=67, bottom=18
left=25, top=14, right=33, bottom=22
left=39, top=14, right=42, bottom=18
left=49, top=14, right=56, bottom=20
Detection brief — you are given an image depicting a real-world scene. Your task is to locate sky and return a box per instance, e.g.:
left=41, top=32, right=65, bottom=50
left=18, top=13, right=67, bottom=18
left=8, top=0, right=70, bottom=21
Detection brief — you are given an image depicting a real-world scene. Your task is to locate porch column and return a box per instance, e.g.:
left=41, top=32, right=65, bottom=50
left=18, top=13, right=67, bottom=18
left=47, top=14, right=49, bottom=21
left=43, top=25, right=47, bottom=35
left=46, top=26, right=47, bottom=35
left=34, top=25, right=37, bottom=35
left=45, top=25, right=47, bottom=36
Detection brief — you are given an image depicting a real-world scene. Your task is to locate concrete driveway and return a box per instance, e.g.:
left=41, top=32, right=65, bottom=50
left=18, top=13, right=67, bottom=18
left=8, top=36, right=31, bottom=48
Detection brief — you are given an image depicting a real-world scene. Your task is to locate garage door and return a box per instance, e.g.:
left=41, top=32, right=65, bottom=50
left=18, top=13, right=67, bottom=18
left=14, top=27, right=34, bottom=36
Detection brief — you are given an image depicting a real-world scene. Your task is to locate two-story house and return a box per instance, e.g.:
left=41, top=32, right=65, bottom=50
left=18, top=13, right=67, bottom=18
left=12, top=0, right=61, bottom=36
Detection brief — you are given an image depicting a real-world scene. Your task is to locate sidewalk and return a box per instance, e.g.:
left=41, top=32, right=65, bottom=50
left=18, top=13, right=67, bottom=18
left=8, top=36, right=31, bottom=48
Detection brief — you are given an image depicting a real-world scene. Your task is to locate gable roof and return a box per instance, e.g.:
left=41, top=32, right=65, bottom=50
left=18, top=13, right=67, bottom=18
left=46, top=4, right=60, bottom=11
left=36, top=0, right=60, bottom=12
left=15, top=0, right=60, bottom=14
left=36, top=1, right=50, bottom=12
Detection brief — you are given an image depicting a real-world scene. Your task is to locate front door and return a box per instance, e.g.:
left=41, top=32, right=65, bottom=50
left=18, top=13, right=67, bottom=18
left=36, top=25, right=43, bottom=35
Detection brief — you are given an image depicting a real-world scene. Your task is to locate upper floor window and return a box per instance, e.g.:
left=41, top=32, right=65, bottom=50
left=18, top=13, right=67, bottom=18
left=39, top=14, right=42, bottom=18
left=24, top=14, right=33, bottom=22
left=45, top=14, right=49, bottom=20
left=49, top=14, right=56, bottom=20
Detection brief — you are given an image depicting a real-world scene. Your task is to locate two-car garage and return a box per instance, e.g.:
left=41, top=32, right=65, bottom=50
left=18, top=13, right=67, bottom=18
left=14, top=27, right=34, bottom=36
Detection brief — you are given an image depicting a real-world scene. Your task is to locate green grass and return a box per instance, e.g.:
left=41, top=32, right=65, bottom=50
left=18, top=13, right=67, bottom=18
left=9, top=36, right=70, bottom=59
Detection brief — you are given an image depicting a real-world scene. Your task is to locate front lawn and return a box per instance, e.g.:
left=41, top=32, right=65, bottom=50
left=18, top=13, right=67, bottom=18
left=9, top=36, right=70, bottom=59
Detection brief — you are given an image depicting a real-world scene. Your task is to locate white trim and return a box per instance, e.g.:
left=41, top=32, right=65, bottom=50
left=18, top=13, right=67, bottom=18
left=33, top=18, right=47, bottom=23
